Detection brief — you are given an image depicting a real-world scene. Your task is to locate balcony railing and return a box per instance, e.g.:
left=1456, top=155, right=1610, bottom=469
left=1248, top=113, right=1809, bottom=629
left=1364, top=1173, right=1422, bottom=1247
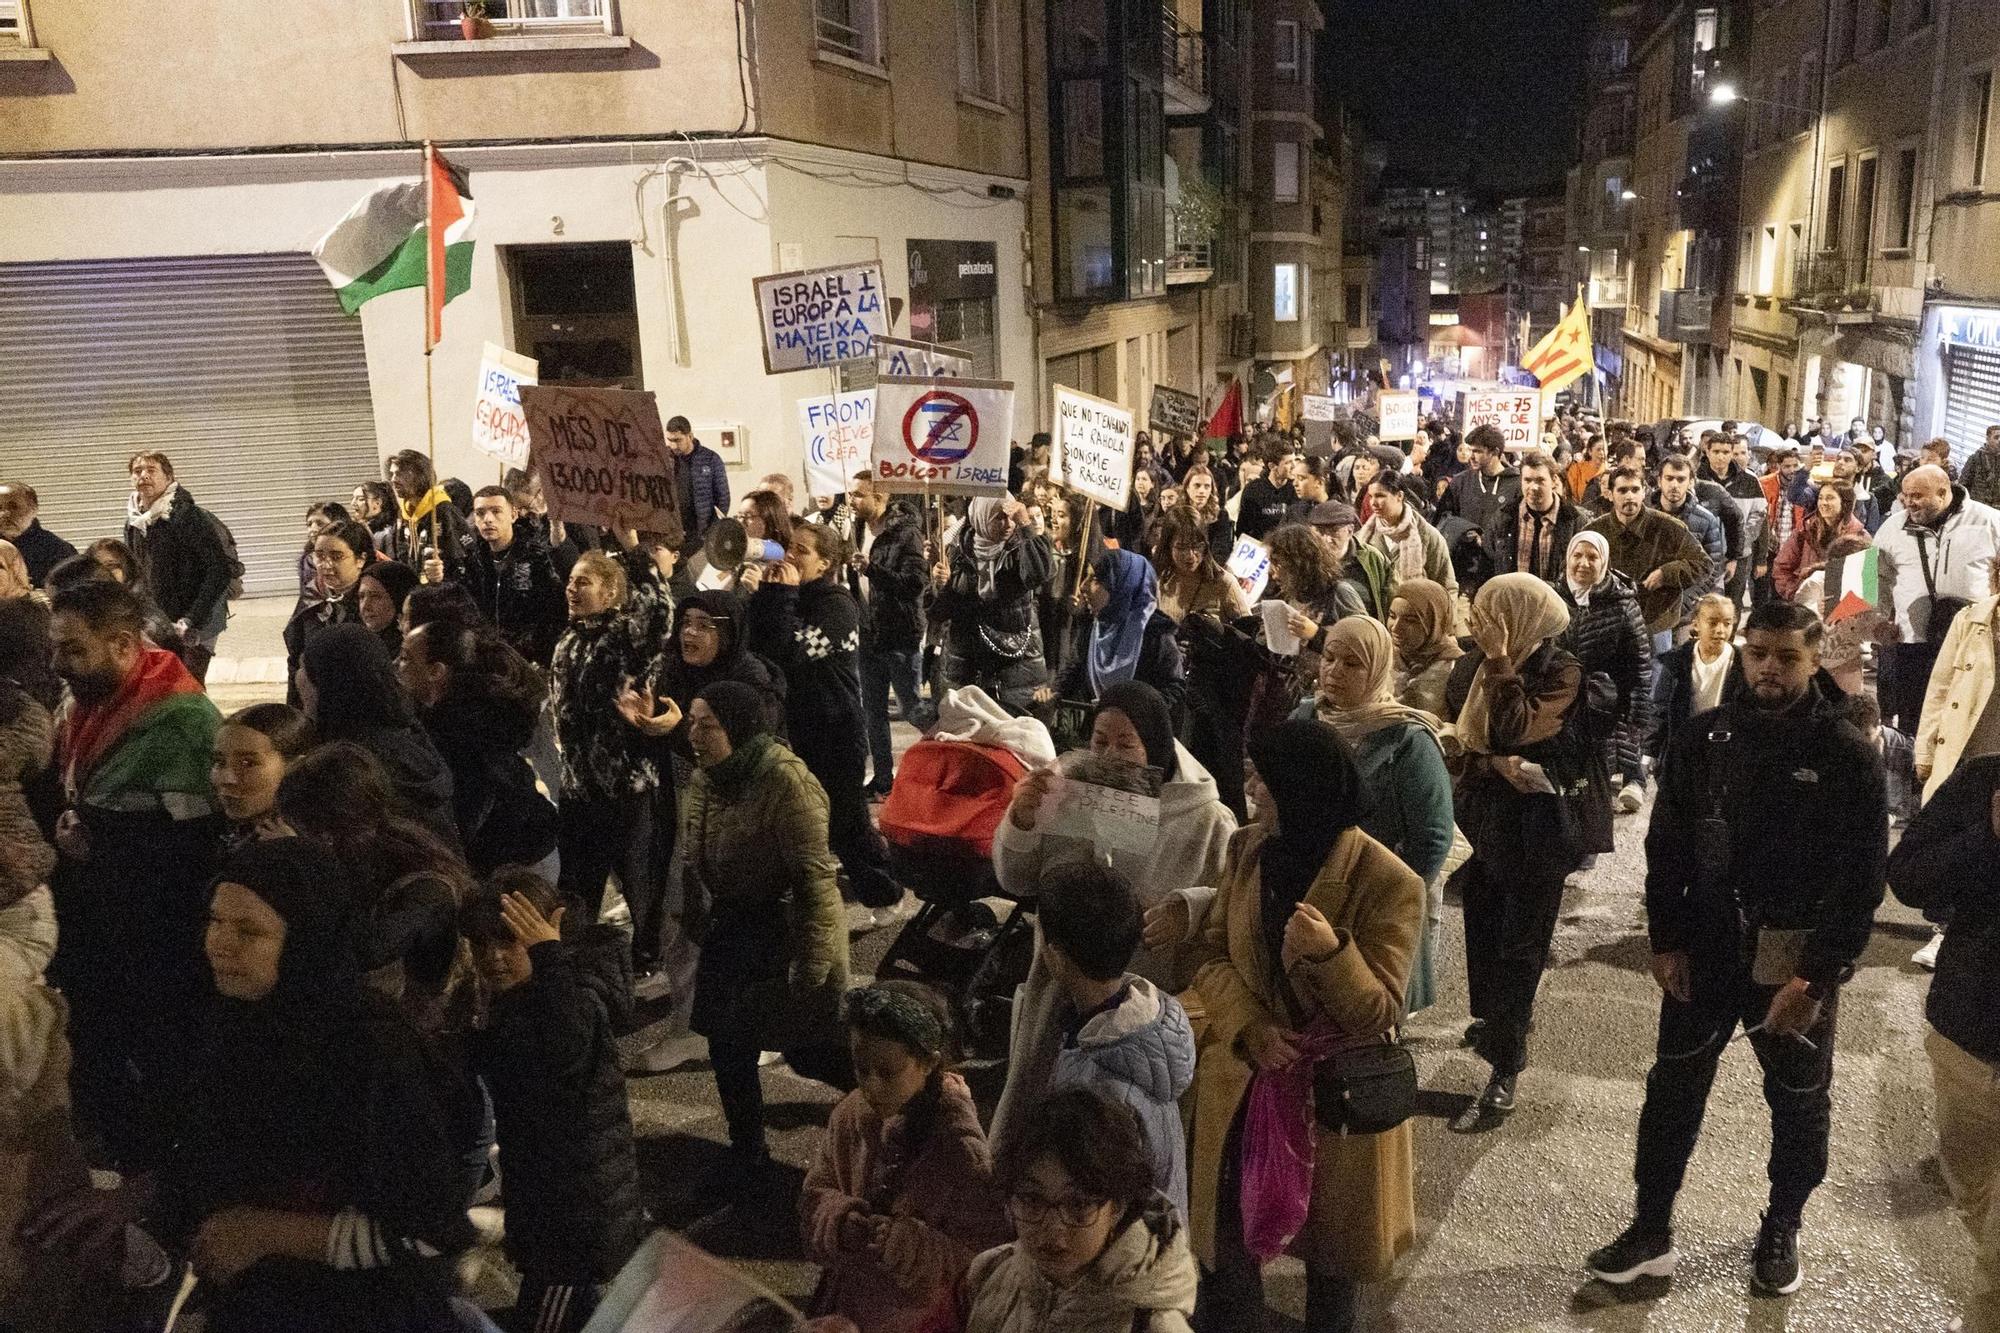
left=1168, top=240, right=1214, bottom=283
left=1791, top=253, right=1875, bottom=310
left=1161, top=7, right=1209, bottom=112
left=1658, top=287, right=1715, bottom=343
left=1589, top=275, right=1629, bottom=309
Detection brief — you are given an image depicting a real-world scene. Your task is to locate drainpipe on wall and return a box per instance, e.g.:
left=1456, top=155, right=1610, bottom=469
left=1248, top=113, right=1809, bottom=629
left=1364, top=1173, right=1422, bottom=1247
left=1911, top=0, right=1953, bottom=441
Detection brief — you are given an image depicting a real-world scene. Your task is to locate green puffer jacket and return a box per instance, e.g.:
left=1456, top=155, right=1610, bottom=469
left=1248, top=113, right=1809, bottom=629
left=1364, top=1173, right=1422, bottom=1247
left=683, top=735, right=850, bottom=1050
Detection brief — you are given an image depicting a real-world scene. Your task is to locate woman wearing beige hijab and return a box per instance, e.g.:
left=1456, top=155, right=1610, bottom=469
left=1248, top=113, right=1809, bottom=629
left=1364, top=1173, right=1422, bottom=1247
left=1442, top=573, right=1590, bottom=1131
left=1293, top=616, right=1455, bottom=1013
left=1385, top=577, right=1462, bottom=716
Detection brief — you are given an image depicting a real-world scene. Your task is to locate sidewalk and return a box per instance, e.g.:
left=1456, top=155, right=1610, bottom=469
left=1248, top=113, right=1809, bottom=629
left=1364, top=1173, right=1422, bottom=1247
left=205, top=594, right=293, bottom=713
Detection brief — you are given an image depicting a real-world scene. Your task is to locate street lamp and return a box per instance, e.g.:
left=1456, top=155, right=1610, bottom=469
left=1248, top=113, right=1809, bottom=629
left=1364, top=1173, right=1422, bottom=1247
left=1621, top=189, right=1640, bottom=201
left=1709, top=83, right=1739, bottom=106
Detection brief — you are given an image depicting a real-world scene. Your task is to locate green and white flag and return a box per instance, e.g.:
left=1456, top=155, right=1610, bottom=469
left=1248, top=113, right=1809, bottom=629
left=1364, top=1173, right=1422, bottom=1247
left=311, top=151, right=474, bottom=339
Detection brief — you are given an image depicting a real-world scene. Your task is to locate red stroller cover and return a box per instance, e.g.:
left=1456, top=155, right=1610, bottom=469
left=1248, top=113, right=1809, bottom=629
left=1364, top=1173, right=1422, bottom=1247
left=877, top=739, right=1029, bottom=860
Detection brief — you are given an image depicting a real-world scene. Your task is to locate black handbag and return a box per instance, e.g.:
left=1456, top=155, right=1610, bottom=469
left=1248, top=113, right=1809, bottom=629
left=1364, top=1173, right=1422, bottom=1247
left=1313, top=1038, right=1418, bottom=1135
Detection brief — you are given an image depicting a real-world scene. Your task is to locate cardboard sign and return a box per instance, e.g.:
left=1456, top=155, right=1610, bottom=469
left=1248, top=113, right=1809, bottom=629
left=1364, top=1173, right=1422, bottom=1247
left=1148, top=384, right=1202, bottom=439
left=1053, top=386, right=1136, bottom=510
left=1377, top=390, right=1421, bottom=441
left=870, top=375, right=1015, bottom=495
left=799, top=388, right=877, bottom=500
left=471, top=344, right=538, bottom=468
left=1300, top=394, right=1339, bottom=423
left=520, top=385, right=684, bottom=543
left=874, top=335, right=972, bottom=380
left=753, top=261, right=890, bottom=374
left=1460, top=388, right=1542, bottom=451
left=1225, top=535, right=1271, bottom=603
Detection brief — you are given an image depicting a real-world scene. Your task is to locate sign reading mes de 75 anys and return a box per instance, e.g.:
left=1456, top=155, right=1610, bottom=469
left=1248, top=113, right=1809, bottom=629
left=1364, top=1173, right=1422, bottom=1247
left=753, top=262, right=891, bottom=375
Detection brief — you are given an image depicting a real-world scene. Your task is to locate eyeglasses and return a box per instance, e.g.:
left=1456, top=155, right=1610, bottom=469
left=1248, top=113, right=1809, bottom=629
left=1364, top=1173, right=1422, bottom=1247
left=1007, top=1191, right=1106, bottom=1229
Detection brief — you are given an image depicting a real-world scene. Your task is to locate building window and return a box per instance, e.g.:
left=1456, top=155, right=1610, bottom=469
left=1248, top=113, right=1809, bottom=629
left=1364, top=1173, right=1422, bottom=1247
left=957, top=0, right=1000, bottom=100
left=1344, top=282, right=1362, bottom=321
left=1273, top=263, right=1300, bottom=322
left=1272, top=140, right=1300, bottom=203
left=507, top=244, right=644, bottom=389
left=1797, top=55, right=1818, bottom=136
left=1863, top=0, right=1890, bottom=53
left=1824, top=161, right=1847, bottom=253
left=0, top=0, right=28, bottom=44
left=1737, top=228, right=1755, bottom=291
left=415, top=0, right=610, bottom=37
left=1890, top=147, right=1918, bottom=249
left=1910, top=0, right=1934, bottom=28
left=1963, top=70, right=1994, bottom=188
left=1855, top=153, right=1878, bottom=258
left=1274, top=20, right=1299, bottom=83
left=815, top=0, right=882, bottom=66
left=1786, top=221, right=1804, bottom=293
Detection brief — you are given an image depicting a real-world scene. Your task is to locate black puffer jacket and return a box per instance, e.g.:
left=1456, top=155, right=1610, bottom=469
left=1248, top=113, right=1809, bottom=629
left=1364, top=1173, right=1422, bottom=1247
left=850, top=505, right=928, bottom=653
left=929, top=524, right=1055, bottom=648
left=471, top=930, right=645, bottom=1284
left=747, top=576, right=863, bottom=730
left=421, top=684, right=557, bottom=876
left=1556, top=571, right=1652, bottom=737
left=126, top=485, right=233, bottom=631
left=459, top=532, right=569, bottom=666
left=302, top=626, right=459, bottom=845
left=1889, top=755, right=2000, bottom=1063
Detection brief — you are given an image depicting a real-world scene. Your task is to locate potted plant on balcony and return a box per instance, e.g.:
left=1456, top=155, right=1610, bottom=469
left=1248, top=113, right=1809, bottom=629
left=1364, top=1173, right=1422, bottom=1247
left=459, top=0, right=491, bottom=39
left=1169, top=175, right=1224, bottom=270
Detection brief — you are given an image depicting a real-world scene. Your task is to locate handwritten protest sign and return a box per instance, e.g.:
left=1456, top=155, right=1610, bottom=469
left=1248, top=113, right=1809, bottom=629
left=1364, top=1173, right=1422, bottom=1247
left=520, top=385, right=683, bottom=544
left=874, top=335, right=972, bottom=380
left=799, top=388, right=877, bottom=500
left=1040, top=753, right=1164, bottom=884
left=471, top=344, right=537, bottom=468
left=1377, top=389, right=1420, bottom=441
left=870, top=375, right=1014, bottom=496
left=1225, top=534, right=1271, bottom=603
left=1053, top=386, right=1136, bottom=510
left=753, top=262, right=890, bottom=374
left=1148, top=384, right=1201, bottom=439
left=1460, top=387, right=1542, bottom=451
left=1300, top=394, right=1339, bottom=423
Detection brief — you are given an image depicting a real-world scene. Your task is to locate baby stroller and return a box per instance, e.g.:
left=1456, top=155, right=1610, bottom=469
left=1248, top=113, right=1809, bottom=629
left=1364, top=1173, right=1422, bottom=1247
left=876, top=736, right=1037, bottom=1058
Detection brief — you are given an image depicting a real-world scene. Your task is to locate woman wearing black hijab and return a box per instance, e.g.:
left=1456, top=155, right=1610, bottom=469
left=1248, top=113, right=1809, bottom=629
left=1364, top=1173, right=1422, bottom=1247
left=1186, top=720, right=1423, bottom=1333
left=29, top=839, right=474, bottom=1332
left=297, top=624, right=458, bottom=846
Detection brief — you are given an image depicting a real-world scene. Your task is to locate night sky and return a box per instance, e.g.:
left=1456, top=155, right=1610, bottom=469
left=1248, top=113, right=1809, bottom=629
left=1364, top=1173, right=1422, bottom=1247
left=1325, top=0, right=1598, bottom=194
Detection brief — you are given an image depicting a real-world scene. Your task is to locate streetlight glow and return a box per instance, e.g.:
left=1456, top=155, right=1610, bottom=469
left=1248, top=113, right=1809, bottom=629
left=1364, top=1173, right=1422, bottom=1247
left=1710, top=83, right=1739, bottom=105
left=1621, top=189, right=1639, bottom=201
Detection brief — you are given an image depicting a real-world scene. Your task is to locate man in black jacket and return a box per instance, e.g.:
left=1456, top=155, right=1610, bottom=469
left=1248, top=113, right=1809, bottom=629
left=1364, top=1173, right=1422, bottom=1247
left=122, top=451, right=234, bottom=683
left=1589, top=602, right=1886, bottom=1298
left=1888, top=754, right=2000, bottom=1332
left=1437, top=425, right=1522, bottom=537
left=1234, top=442, right=1296, bottom=540
left=0, top=481, right=77, bottom=586
left=1698, top=431, right=1766, bottom=604
left=1485, top=449, right=1581, bottom=584
left=458, top=485, right=568, bottom=665
left=848, top=474, right=932, bottom=794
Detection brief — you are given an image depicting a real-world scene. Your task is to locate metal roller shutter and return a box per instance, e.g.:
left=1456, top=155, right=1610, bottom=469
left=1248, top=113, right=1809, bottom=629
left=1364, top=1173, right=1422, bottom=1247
left=1944, top=344, right=2000, bottom=471
left=0, top=253, right=380, bottom=596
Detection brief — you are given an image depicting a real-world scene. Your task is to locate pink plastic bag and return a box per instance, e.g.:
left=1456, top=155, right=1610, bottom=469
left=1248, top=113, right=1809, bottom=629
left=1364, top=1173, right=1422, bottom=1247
left=1237, top=1029, right=1339, bottom=1262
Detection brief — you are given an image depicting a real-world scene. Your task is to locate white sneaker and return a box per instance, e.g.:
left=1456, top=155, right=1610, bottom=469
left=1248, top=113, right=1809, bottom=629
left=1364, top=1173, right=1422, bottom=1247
left=1616, top=783, right=1645, bottom=814
left=1913, top=929, right=1944, bottom=971
left=121, top=1223, right=172, bottom=1290
left=466, top=1204, right=506, bottom=1246
left=632, top=969, right=673, bottom=1003
left=627, top=1032, right=705, bottom=1075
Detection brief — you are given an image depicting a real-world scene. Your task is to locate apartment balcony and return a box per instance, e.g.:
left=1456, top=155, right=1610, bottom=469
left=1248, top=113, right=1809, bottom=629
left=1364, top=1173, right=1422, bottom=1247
left=1589, top=274, right=1629, bottom=309
left=1658, top=287, right=1715, bottom=343
left=1167, top=239, right=1214, bottom=285
left=1161, top=8, right=1210, bottom=117
left=1789, top=253, right=1930, bottom=323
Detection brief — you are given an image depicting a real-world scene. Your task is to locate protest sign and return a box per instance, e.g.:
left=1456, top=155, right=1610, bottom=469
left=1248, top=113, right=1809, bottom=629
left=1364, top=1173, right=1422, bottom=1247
left=798, top=388, right=876, bottom=499
left=1225, top=534, right=1271, bottom=603
left=1148, top=384, right=1202, bottom=439
left=753, top=261, right=890, bottom=374
left=1460, top=387, right=1542, bottom=451
left=1040, top=752, right=1165, bottom=885
left=520, top=385, right=683, bottom=544
left=1377, top=389, right=1420, bottom=441
left=870, top=375, right=1014, bottom=495
left=471, top=344, right=538, bottom=468
left=1300, top=394, right=1339, bottom=423
left=1053, top=386, right=1136, bottom=510
left=873, top=335, right=972, bottom=380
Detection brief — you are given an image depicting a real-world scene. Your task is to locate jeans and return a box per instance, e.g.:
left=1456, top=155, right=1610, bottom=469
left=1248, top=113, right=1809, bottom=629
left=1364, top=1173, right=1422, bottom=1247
left=1928, top=1028, right=2000, bottom=1333
left=1631, top=951, right=1837, bottom=1231
left=860, top=645, right=928, bottom=790
left=1460, top=853, right=1568, bottom=1078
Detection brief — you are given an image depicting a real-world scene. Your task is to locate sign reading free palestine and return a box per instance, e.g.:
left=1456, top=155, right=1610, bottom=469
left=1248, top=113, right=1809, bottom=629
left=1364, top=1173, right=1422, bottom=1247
left=753, top=262, right=891, bottom=374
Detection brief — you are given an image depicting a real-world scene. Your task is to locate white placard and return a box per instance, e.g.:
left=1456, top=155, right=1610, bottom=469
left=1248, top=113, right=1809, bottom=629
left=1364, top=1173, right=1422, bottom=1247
left=798, top=388, right=877, bottom=500
left=753, top=261, right=890, bottom=374
left=1300, top=394, right=1338, bottom=423
left=1377, top=390, right=1421, bottom=441
left=870, top=375, right=1015, bottom=496
left=874, top=335, right=973, bottom=380
left=1052, top=385, right=1136, bottom=510
left=471, top=343, right=538, bottom=468
left=1460, top=388, right=1543, bottom=451
left=1225, top=534, right=1271, bottom=603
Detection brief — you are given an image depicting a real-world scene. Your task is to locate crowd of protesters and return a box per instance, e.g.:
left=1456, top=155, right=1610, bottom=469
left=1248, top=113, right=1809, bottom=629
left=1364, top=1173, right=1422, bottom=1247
left=0, top=404, right=1994, bottom=1333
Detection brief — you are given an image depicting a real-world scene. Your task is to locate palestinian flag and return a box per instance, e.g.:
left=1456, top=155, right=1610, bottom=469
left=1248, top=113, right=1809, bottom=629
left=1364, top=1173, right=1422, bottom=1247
left=1824, top=545, right=1879, bottom=623
left=312, top=146, right=474, bottom=348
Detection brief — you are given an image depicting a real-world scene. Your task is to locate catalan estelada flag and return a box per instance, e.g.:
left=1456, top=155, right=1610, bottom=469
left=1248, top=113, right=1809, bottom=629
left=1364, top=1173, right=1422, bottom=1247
left=1824, top=546, right=1880, bottom=623
left=1522, top=297, right=1592, bottom=394
left=312, top=145, right=474, bottom=349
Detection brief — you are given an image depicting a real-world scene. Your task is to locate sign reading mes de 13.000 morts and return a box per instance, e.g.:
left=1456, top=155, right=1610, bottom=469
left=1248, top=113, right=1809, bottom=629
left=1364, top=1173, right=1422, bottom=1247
left=754, top=262, right=891, bottom=375
left=520, top=384, right=685, bottom=545
left=1053, top=386, right=1136, bottom=511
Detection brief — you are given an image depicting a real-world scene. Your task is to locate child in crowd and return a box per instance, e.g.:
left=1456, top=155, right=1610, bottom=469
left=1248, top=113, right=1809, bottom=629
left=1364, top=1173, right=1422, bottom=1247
left=1840, top=692, right=1920, bottom=827
left=801, top=980, right=1010, bottom=1333
left=463, top=868, right=645, bottom=1333
left=1032, top=861, right=1196, bottom=1220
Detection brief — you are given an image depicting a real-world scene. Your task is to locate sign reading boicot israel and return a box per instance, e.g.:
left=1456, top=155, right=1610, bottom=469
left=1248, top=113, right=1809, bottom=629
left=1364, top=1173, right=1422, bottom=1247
left=870, top=375, right=1015, bottom=496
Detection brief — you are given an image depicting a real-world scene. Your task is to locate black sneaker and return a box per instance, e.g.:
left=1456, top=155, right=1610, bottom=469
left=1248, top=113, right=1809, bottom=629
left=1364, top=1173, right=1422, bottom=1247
left=1586, top=1223, right=1679, bottom=1284
left=1751, top=1211, right=1803, bottom=1296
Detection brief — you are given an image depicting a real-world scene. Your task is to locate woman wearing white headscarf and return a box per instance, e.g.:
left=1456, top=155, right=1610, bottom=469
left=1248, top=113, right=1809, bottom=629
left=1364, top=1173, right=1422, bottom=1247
left=1293, top=616, right=1455, bottom=1013
left=1443, top=574, right=1589, bottom=1131
left=1554, top=530, right=1653, bottom=816
left=931, top=496, right=1055, bottom=716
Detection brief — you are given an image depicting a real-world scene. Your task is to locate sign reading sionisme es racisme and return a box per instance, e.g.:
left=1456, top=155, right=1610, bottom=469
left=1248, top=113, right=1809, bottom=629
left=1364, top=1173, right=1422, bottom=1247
left=753, top=262, right=891, bottom=374
left=520, top=384, right=685, bottom=544
left=1053, top=385, right=1136, bottom=511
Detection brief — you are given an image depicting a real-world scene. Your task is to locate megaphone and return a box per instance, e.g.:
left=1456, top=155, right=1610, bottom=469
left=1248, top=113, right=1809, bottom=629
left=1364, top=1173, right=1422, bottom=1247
left=701, top=518, right=786, bottom=575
